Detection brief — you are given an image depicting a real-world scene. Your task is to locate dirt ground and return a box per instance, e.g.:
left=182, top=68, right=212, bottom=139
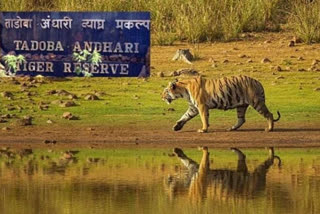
left=0, top=122, right=319, bottom=149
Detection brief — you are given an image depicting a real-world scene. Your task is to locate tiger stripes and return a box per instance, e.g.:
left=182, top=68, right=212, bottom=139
left=166, top=147, right=281, bottom=203
left=161, top=75, right=280, bottom=132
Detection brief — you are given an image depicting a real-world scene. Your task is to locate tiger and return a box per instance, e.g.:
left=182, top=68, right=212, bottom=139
left=161, top=75, right=280, bottom=133
left=165, top=147, right=281, bottom=203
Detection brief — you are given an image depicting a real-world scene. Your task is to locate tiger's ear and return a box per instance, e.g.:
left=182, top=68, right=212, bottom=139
left=172, top=82, right=176, bottom=90
left=170, top=81, right=176, bottom=90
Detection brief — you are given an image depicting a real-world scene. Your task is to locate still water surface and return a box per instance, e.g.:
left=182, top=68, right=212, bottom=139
left=0, top=148, right=320, bottom=214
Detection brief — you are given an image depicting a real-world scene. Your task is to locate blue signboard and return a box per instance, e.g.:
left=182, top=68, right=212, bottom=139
left=0, top=12, right=150, bottom=77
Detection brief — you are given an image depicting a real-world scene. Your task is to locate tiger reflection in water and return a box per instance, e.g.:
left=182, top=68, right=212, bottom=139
left=165, top=147, right=281, bottom=203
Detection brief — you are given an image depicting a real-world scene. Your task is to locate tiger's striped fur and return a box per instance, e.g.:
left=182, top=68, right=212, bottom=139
left=161, top=75, right=280, bottom=132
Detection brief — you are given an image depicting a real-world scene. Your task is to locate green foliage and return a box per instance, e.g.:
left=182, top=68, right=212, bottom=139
left=72, top=49, right=102, bottom=77
left=289, top=0, right=320, bottom=44
left=2, top=54, right=26, bottom=76
left=0, top=0, right=286, bottom=44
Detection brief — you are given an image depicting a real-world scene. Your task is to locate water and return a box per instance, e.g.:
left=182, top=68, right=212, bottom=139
left=0, top=148, right=320, bottom=214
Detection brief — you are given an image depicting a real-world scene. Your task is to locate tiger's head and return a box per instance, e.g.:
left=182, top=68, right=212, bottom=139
left=162, top=79, right=188, bottom=104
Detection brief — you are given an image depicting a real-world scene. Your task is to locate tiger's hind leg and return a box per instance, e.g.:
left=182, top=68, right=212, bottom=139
left=253, top=102, right=274, bottom=132
left=228, top=105, right=248, bottom=131
left=231, top=148, right=248, bottom=173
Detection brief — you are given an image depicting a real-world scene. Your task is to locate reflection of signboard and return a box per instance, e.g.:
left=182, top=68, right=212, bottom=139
left=0, top=12, right=150, bottom=77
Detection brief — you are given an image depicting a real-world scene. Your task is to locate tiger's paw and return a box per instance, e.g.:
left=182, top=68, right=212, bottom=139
left=197, top=129, right=208, bottom=133
left=265, top=128, right=273, bottom=132
left=173, top=122, right=184, bottom=131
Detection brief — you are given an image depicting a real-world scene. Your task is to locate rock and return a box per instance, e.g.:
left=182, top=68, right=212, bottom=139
left=0, top=118, right=8, bottom=123
left=288, top=41, right=295, bottom=47
left=47, top=89, right=57, bottom=95
left=2, top=127, right=10, bottom=131
left=169, top=69, right=199, bottom=77
left=1, top=91, right=13, bottom=99
left=167, top=108, right=175, bottom=112
left=94, top=91, right=106, bottom=97
left=84, top=94, right=99, bottom=100
left=43, top=140, right=56, bottom=145
left=314, top=87, right=320, bottom=91
left=169, top=71, right=179, bottom=77
left=59, top=101, right=76, bottom=107
left=261, top=58, right=271, bottom=63
left=238, top=54, right=248, bottom=58
left=133, top=95, right=139, bottom=100
left=56, top=89, right=72, bottom=96
left=247, top=59, right=253, bottom=63
left=293, top=36, right=303, bottom=43
left=264, top=40, right=271, bottom=44
left=211, top=63, right=217, bottom=68
left=67, top=94, right=78, bottom=100
left=62, top=152, right=73, bottom=160
left=51, top=100, right=64, bottom=105
left=18, top=116, right=32, bottom=126
left=177, top=68, right=199, bottom=76
left=276, top=76, right=285, bottom=80
left=16, top=105, right=23, bottom=111
left=272, top=66, right=282, bottom=72
left=46, top=119, right=54, bottom=124
left=297, top=56, right=305, bottom=61
left=312, top=60, right=319, bottom=66
left=298, top=68, right=306, bottom=72
left=62, top=112, right=72, bottom=119
left=39, top=104, right=49, bottom=110
left=308, top=66, right=317, bottom=71
left=43, top=140, right=51, bottom=144
left=222, top=59, right=229, bottom=63
left=208, top=57, right=217, bottom=63
left=172, top=49, right=193, bottom=64
left=6, top=106, right=16, bottom=111
left=62, top=112, right=79, bottom=120
left=1, top=114, right=12, bottom=119
left=157, top=72, right=164, bottom=77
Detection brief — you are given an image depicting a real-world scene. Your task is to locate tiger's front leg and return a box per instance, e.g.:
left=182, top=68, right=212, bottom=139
left=173, top=105, right=199, bottom=131
left=197, top=104, right=209, bottom=133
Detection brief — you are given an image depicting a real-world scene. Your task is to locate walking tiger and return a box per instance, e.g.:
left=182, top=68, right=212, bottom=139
left=162, top=75, right=280, bottom=132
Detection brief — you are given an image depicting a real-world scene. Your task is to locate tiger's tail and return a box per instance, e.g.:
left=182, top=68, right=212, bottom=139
left=273, top=111, right=281, bottom=122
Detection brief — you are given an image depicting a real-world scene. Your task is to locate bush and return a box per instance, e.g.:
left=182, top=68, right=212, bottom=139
left=0, top=0, right=301, bottom=44
left=289, top=0, right=320, bottom=44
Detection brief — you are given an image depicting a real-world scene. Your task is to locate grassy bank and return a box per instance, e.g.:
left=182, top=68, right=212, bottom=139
left=1, top=0, right=320, bottom=44
left=0, top=33, right=319, bottom=130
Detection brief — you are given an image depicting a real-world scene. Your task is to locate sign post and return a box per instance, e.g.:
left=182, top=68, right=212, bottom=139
left=0, top=12, right=150, bottom=77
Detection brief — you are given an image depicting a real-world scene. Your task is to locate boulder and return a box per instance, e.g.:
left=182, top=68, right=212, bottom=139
left=172, top=49, right=193, bottom=64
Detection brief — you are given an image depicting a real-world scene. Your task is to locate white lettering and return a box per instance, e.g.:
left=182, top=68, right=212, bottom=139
left=114, top=42, right=123, bottom=53
left=120, top=64, right=129, bottom=75
left=63, top=63, right=72, bottom=73
left=73, top=42, right=81, bottom=52
left=13, top=40, right=22, bottom=50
